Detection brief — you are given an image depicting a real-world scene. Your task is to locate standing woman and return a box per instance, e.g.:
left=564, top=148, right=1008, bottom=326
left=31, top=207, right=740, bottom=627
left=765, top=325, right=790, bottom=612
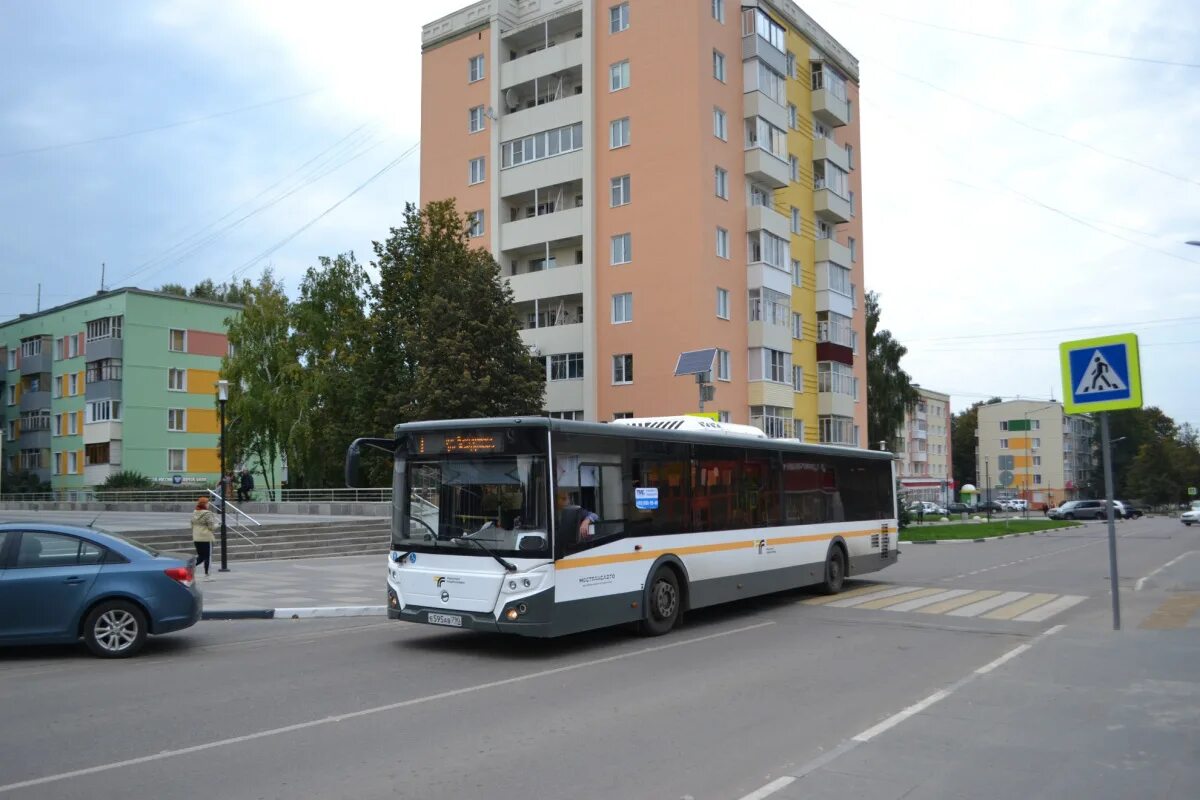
left=192, top=496, right=218, bottom=580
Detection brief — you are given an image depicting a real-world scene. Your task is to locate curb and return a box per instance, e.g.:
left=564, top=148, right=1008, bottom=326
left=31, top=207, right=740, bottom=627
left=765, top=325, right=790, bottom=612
left=903, top=530, right=1050, bottom=545
left=203, top=605, right=387, bottom=621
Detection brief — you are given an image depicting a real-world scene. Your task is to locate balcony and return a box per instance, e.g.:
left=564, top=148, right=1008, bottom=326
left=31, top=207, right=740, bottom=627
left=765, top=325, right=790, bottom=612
left=814, top=238, right=851, bottom=269
left=501, top=93, right=584, bottom=142
left=19, top=390, right=50, bottom=412
left=520, top=323, right=584, bottom=361
left=910, top=449, right=928, bottom=463
left=741, top=34, right=787, bottom=76
left=814, top=186, right=851, bottom=224
left=747, top=320, right=792, bottom=351
left=84, top=337, right=123, bottom=361
left=507, top=262, right=584, bottom=304
left=19, top=349, right=51, bottom=376
left=744, top=148, right=789, bottom=189
left=817, top=389, right=856, bottom=419
left=19, top=426, right=50, bottom=449
left=743, top=91, right=788, bottom=133
left=913, top=428, right=928, bottom=440
left=500, top=22, right=584, bottom=89
left=85, top=379, right=122, bottom=401
left=500, top=149, right=584, bottom=197
left=747, top=204, right=790, bottom=240
left=84, top=421, right=121, bottom=445
left=811, top=71, right=850, bottom=128
left=501, top=206, right=584, bottom=252
left=813, top=137, right=850, bottom=172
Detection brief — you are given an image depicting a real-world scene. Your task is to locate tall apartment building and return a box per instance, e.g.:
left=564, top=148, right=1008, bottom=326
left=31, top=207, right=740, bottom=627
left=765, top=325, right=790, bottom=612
left=975, top=400, right=1095, bottom=507
left=895, top=387, right=953, bottom=505
left=1, top=289, right=238, bottom=490
left=420, top=0, right=865, bottom=444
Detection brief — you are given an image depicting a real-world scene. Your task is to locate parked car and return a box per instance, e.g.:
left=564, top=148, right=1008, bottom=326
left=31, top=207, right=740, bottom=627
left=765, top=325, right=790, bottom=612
left=975, top=501, right=1003, bottom=513
left=1050, top=499, right=1115, bottom=520
left=1008, top=499, right=1029, bottom=512
left=909, top=501, right=948, bottom=517
left=1182, top=501, right=1200, bottom=527
left=1112, top=501, right=1142, bottom=520
left=0, top=524, right=202, bottom=658
left=946, top=502, right=973, bottom=513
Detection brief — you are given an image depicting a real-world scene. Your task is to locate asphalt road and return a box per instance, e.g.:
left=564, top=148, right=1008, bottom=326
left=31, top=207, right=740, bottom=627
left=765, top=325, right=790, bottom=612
left=0, top=516, right=1195, bottom=799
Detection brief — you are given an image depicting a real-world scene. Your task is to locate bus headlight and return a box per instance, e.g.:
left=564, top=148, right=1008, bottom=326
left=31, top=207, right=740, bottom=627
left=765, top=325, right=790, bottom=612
left=505, top=608, right=519, bottom=620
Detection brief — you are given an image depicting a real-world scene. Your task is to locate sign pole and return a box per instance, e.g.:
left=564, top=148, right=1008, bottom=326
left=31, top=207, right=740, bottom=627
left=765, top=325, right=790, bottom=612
left=1100, top=412, right=1120, bottom=630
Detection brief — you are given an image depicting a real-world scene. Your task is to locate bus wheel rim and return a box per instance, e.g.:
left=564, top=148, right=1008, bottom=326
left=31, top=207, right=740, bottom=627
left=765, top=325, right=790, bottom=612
left=654, top=580, right=677, bottom=619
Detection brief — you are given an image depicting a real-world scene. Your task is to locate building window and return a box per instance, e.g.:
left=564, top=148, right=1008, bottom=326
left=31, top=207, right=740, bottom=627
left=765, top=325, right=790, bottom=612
left=612, top=354, right=634, bottom=384
left=792, top=312, right=803, bottom=340
left=468, top=54, right=484, bottom=82
left=467, top=210, right=484, bottom=237
left=67, top=451, right=77, bottom=473
left=610, top=117, right=631, bottom=148
left=468, top=157, right=485, bottom=185
left=610, top=60, right=630, bottom=91
left=786, top=51, right=797, bottom=79
left=743, top=7, right=786, bottom=52
left=826, top=263, right=852, bottom=295
left=748, top=230, right=787, bottom=269
left=789, top=155, right=800, bottom=183
left=86, top=316, right=123, bottom=342
left=1000, top=438, right=1009, bottom=449
left=168, top=449, right=186, bottom=472
left=716, top=227, right=730, bottom=259
left=6, top=350, right=15, bottom=370
left=1034, top=473, right=1043, bottom=485
left=610, top=174, right=631, bottom=207
left=612, top=292, right=632, bottom=324
left=69, top=413, right=78, bottom=435
left=168, top=368, right=187, bottom=391
left=716, top=288, right=730, bottom=319
left=1032, top=438, right=1041, bottom=449
left=749, top=347, right=789, bottom=383
left=787, top=103, right=797, bottom=129
left=792, top=365, right=804, bottom=391
left=748, top=288, right=789, bottom=327
left=85, top=442, right=110, bottom=465
left=846, top=143, right=854, bottom=169
left=717, top=349, right=730, bottom=381
left=745, top=117, right=787, bottom=160
left=714, top=166, right=729, bottom=199
left=468, top=105, right=485, bottom=133
left=713, top=107, right=727, bottom=140
left=609, top=2, right=629, bottom=33
left=168, top=409, right=186, bottom=432
left=169, top=329, right=186, bottom=352
left=85, top=400, right=121, bottom=423
left=847, top=99, right=853, bottom=123
left=611, top=233, right=632, bottom=265
left=819, top=415, right=856, bottom=445
left=790, top=206, right=801, bottom=233
left=55, top=338, right=64, bottom=360
left=69, top=373, right=78, bottom=395
left=550, top=353, right=584, bottom=381
left=849, top=237, right=857, bottom=262
left=818, top=361, right=857, bottom=398
left=502, top=122, right=584, bottom=167
left=849, top=190, right=855, bottom=217
left=6, top=384, right=14, bottom=405
left=712, top=0, right=724, bottom=23
left=791, top=258, right=803, bottom=287
left=547, top=410, right=584, bottom=420
left=713, top=50, right=726, bottom=81
left=85, top=358, right=122, bottom=383
left=750, top=406, right=793, bottom=439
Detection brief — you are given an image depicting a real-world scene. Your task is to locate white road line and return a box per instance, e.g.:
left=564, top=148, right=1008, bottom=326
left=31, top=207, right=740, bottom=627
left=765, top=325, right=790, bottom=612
left=1135, top=550, right=1199, bottom=591
left=886, top=588, right=974, bottom=612
left=851, top=689, right=951, bottom=742
left=947, top=591, right=1030, bottom=618
left=1012, top=594, right=1085, bottom=622
left=974, top=644, right=1031, bottom=674
left=734, top=776, right=796, bottom=800
left=824, top=585, right=921, bottom=608
left=0, top=620, right=775, bottom=795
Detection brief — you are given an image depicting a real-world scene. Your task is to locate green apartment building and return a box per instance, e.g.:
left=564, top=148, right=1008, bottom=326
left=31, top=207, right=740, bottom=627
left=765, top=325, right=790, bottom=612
left=1, top=289, right=240, bottom=491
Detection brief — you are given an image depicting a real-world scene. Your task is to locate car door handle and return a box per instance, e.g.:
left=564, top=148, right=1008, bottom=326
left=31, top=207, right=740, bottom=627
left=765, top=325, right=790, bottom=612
left=63, top=577, right=86, bottom=585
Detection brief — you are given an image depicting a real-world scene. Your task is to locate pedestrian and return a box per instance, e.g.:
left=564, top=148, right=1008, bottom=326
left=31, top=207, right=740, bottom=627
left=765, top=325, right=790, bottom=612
left=238, top=469, right=254, bottom=503
left=191, top=496, right=218, bottom=579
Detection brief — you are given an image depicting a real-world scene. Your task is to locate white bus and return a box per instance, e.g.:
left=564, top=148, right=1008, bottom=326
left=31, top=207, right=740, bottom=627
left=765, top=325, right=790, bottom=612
left=346, top=416, right=898, bottom=637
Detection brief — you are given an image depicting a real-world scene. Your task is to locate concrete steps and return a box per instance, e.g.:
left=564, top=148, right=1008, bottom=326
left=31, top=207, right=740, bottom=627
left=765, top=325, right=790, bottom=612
left=131, top=519, right=390, bottom=562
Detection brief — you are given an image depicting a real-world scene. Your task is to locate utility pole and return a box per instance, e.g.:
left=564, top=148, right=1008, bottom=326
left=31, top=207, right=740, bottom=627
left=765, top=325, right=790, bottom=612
left=36, top=283, right=41, bottom=312
left=100, top=262, right=106, bottom=292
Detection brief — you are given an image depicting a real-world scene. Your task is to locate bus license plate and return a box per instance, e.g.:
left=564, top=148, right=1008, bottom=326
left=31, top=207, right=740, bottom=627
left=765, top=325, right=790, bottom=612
left=428, top=613, right=462, bottom=627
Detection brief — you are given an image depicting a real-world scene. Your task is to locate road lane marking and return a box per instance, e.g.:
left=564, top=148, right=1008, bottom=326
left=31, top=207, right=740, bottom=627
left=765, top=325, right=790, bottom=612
left=982, top=593, right=1057, bottom=620
left=1012, top=594, right=1085, bottom=622
left=800, top=583, right=892, bottom=605
left=852, top=689, right=951, bottom=742
left=916, top=590, right=1000, bottom=615
left=885, top=588, right=974, bottom=612
left=947, top=591, right=1030, bottom=618
left=735, top=776, right=795, bottom=800
left=1135, top=550, right=1199, bottom=591
left=853, top=587, right=946, bottom=610
left=824, top=586, right=922, bottom=608
left=1139, top=593, right=1200, bottom=629
left=0, top=620, right=775, bottom=795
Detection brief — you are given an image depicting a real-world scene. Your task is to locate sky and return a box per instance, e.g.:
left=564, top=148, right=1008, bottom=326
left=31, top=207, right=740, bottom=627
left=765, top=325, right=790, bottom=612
left=2, top=0, right=1198, bottom=428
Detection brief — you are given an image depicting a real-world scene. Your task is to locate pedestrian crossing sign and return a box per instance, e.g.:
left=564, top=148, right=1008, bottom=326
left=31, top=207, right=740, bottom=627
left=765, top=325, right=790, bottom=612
left=1059, top=332, right=1142, bottom=414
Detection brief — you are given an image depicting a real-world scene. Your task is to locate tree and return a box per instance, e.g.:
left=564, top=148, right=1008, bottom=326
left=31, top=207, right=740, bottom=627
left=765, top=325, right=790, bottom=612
left=157, top=283, right=188, bottom=296
left=865, top=291, right=920, bottom=451
left=221, top=270, right=295, bottom=494
left=365, top=200, right=543, bottom=430
left=285, top=253, right=371, bottom=487
left=950, top=397, right=1003, bottom=490
left=1090, top=406, right=1177, bottom=498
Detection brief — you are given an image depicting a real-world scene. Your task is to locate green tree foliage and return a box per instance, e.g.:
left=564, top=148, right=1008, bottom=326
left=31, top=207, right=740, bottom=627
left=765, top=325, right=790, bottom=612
left=156, top=279, right=248, bottom=304
left=221, top=270, right=294, bottom=494
left=1091, top=408, right=1200, bottom=506
left=865, top=291, right=920, bottom=451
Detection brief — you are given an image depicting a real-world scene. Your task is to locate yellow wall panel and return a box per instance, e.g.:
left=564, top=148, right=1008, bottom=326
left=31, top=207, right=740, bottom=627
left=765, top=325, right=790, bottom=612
left=189, top=408, right=220, bottom=434
left=187, top=369, right=221, bottom=395
left=187, top=448, right=221, bottom=474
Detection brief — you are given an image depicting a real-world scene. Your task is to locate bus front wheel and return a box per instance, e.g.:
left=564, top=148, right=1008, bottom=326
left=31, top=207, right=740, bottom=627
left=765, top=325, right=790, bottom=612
left=640, top=568, right=681, bottom=636
left=821, top=546, right=846, bottom=595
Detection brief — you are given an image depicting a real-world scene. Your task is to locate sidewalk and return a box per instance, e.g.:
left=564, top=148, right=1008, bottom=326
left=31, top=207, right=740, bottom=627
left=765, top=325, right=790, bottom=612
left=198, top=554, right=385, bottom=618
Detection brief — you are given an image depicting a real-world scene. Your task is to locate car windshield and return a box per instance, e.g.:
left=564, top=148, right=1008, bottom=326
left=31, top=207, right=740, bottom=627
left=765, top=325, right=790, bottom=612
left=397, top=456, right=551, bottom=558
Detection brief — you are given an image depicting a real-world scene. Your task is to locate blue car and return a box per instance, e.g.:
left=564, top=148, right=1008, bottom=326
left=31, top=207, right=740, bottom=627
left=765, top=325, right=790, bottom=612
left=0, top=523, right=202, bottom=658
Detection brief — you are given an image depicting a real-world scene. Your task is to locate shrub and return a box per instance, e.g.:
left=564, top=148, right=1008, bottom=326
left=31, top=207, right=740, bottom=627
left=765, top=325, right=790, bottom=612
left=99, top=470, right=160, bottom=490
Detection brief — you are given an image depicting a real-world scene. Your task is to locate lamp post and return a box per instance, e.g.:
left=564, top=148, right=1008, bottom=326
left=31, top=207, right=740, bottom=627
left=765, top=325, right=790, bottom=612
left=217, top=379, right=230, bottom=572
left=985, top=456, right=991, bottom=522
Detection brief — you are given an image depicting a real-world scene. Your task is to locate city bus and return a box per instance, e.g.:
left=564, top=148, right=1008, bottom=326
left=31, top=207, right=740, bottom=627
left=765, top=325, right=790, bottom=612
left=345, top=416, right=898, bottom=637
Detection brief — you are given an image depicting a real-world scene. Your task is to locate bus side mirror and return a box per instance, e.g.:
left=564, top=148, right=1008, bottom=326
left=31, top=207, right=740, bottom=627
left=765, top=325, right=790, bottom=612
left=345, top=442, right=361, bottom=488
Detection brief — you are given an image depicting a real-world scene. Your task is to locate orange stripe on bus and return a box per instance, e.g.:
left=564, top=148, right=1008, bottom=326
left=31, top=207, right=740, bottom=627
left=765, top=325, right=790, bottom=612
left=554, top=529, right=879, bottom=570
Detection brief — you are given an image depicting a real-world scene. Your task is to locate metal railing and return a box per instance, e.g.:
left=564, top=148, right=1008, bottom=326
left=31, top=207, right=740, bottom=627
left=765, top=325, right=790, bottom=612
left=206, top=490, right=261, bottom=548
left=0, top=487, right=394, bottom=504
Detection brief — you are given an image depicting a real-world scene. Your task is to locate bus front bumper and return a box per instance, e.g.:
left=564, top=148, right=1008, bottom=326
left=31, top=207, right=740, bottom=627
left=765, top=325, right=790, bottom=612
left=388, top=585, right=556, bottom=637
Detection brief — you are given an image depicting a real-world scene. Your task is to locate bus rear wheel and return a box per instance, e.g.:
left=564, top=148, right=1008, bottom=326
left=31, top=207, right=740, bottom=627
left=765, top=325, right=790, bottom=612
left=820, top=546, right=846, bottom=595
left=640, top=568, right=681, bottom=636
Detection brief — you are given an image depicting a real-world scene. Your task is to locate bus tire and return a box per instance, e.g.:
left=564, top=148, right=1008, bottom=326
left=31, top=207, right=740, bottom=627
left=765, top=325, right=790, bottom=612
left=820, top=545, right=846, bottom=595
left=640, top=567, right=681, bottom=636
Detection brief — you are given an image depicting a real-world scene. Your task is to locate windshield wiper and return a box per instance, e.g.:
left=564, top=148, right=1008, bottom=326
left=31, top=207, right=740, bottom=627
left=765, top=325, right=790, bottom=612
left=451, top=534, right=517, bottom=572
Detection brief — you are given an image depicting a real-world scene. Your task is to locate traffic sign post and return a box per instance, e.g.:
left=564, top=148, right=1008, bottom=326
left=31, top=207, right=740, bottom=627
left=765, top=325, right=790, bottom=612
left=1060, top=333, right=1143, bottom=631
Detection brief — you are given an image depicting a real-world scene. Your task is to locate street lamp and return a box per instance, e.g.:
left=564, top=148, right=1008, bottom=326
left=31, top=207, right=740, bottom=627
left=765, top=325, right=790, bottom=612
left=217, top=379, right=230, bottom=572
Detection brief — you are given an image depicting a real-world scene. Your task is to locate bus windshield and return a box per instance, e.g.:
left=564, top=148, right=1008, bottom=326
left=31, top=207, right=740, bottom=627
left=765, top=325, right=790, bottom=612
left=398, top=455, right=551, bottom=558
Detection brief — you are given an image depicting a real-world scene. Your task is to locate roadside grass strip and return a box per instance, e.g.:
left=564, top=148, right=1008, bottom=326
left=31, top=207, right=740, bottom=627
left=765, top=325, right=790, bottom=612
left=901, top=519, right=1081, bottom=542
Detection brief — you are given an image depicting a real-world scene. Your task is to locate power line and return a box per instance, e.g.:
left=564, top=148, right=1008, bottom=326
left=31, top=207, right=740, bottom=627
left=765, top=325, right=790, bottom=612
left=902, top=315, right=1200, bottom=345
left=816, top=0, right=1200, bottom=68
left=0, top=88, right=324, bottom=159
left=228, top=141, right=421, bottom=280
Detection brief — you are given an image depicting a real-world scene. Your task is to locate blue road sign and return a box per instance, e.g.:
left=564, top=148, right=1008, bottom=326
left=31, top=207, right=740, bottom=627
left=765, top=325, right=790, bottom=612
left=1059, top=333, right=1142, bottom=414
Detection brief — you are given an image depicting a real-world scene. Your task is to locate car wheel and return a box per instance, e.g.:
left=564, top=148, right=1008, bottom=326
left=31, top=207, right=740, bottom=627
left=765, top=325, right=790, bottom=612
left=1185, top=521, right=1193, bottom=527
left=820, top=545, right=847, bottom=595
left=639, top=567, right=682, bottom=637
left=83, top=600, right=148, bottom=658
left=1064, top=512, right=1075, bottom=520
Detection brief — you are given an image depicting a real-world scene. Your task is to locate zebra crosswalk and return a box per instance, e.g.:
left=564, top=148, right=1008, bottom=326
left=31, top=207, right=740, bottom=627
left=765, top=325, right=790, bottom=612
left=803, top=584, right=1086, bottom=623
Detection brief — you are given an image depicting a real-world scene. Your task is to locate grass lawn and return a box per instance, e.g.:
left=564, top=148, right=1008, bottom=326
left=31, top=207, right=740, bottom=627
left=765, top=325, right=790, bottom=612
left=901, top=519, right=1082, bottom=541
